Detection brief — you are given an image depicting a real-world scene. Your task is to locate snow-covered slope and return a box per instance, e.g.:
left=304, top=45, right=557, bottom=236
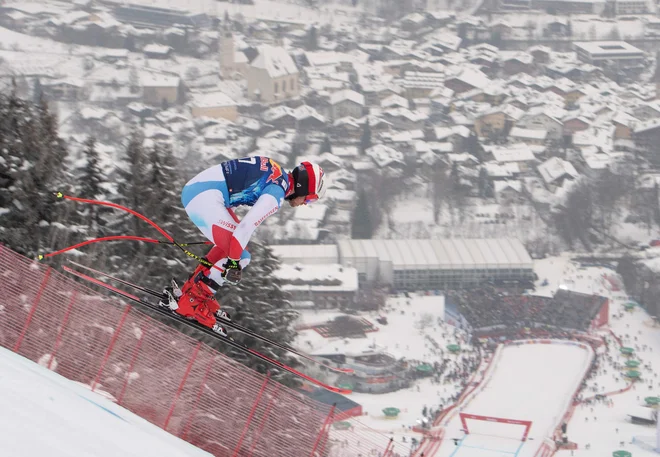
left=435, top=342, right=592, bottom=457
left=0, top=347, right=211, bottom=457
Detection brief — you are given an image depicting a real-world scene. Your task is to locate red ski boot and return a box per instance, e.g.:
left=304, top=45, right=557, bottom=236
left=160, top=265, right=228, bottom=336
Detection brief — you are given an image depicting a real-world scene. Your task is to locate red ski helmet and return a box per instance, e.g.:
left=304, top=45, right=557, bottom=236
left=288, top=161, right=326, bottom=204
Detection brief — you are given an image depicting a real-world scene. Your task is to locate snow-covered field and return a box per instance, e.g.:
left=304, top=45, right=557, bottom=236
left=296, top=257, right=660, bottom=457
left=296, top=294, right=449, bottom=361
left=380, top=195, right=550, bottom=244
left=295, top=293, right=467, bottom=443
left=0, top=346, right=211, bottom=457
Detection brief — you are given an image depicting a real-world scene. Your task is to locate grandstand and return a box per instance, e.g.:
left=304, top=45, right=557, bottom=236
left=450, top=287, right=609, bottom=336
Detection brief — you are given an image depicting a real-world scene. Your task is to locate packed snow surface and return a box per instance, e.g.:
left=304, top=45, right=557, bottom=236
left=435, top=343, right=593, bottom=457
left=0, top=347, right=211, bottom=457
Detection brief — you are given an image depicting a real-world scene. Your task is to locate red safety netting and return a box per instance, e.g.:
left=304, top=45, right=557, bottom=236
left=0, top=246, right=411, bottom=457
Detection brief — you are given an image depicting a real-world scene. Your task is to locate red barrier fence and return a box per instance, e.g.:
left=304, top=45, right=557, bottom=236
left=0, top=246, right=406, bottom=457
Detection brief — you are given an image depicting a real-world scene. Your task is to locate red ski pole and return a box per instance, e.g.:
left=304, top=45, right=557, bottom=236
left=52, top=192, right=220, bottom=272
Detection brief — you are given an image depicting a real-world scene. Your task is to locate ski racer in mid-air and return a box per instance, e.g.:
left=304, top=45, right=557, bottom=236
left=160, top=156, right=327, bottom=335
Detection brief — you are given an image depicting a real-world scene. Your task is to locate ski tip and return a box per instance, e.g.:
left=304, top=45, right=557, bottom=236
left=333, top=387, right=353, bottom=395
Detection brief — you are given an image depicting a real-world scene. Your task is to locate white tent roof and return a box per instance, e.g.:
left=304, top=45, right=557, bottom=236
left=338, top=239, right=532, bottom=271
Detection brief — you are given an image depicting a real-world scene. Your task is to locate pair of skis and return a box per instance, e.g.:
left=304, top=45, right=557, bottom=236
left=62, top=262, right=352, bottom=394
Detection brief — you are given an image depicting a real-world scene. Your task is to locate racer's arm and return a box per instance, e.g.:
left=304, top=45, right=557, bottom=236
left=227, top=185, right=284, bottom=260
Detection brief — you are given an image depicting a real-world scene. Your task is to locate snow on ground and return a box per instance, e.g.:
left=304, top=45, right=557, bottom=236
left=296, top=294, right=450, bottom=362
left=0, top=346, right=210, bottom=457
left=532, top=255, right=616, bottom=298
left=314, top=256, right=660, bottom=457
left=379, top=192, right=551, bottom=243
left=349, top=377, right=459, bottom=434
left=295, top=294, right=467, bottom=439
left=561, top=293, right=660, bottom=457
left=435, top=343, right=593, bottom=457
left=0, top=27, right=78, bottom=55
left=525, top=256, right=660, bottom=457
left=293, top=251, right=660, bottom=457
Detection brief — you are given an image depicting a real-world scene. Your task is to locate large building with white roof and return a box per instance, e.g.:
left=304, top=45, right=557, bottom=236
left=338, top=239, right=534, bottom=290
left=573, top=41, right=645, bottom=67
left=271, top=239, right=534, bottom=291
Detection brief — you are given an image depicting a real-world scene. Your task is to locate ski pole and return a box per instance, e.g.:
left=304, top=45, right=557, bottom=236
left=37, top=236, right=212, bottom=260
left=52, top=192, right=219, bottom=271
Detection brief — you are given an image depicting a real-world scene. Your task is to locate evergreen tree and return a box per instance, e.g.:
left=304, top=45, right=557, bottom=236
left=114, top=130, right=148, bottom=238
left=616, top=255, right=639, bottom=299
left=450, top=162, right=461, bottom=191
left=0, top=90, right=22, bottom=212
left=218, top=241, right=300, bottom=382
left=80, top=137, right=102, bottom=200
left=32, top=78, right=42, bottom=104
left=489, top=31, right=502, bottom=48
left=129, top=67, right=140, bottom=94
left=0, top=92, right=71, bottom=256
left=140, top=142, right=192, bottom=285
left=351, top=189, right=374, bottom=239
left=359, top=120, right=372, bottom=154
left=607, top=26, right=620, bottom=41
left=125, top=35, right=136, bottom=51
left=0, top=90, right=28, bottom=249
left=307, top=25, right=318, bottom=51
left=478, top=167, right=493, bottom=198
left=321, top=135, right=332, bottom=153
left=465, top=132, right=484, bottom=160
left=77, top=136, right=104, bottom=228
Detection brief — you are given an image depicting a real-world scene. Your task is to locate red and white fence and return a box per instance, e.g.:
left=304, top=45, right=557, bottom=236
left=0, top=246, right=405, bottom=457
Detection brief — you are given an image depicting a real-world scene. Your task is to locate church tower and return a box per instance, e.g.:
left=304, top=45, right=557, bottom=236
left=219, top=20, right=235, bottom=78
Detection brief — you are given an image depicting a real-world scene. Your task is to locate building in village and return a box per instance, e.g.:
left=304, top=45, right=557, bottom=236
left=247, top=45, right=300, bottom=103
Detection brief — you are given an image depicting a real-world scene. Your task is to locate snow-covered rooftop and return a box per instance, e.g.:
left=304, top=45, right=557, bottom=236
left=251, top=45, right=298, bottom=79
left=190, top=91, right=236, bottom=108
left=338, top=239, right=532, bottom=270
left=538, top=157, right=579, bottom=184
left=330, top=89, right=365, bottom=106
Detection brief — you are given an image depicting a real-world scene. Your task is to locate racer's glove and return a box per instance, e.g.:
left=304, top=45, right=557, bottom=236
left=222, top=258, right=242, bottom=285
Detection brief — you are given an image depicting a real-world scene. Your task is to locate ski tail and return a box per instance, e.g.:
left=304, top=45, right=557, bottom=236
left=67, top=260, right=354, bottom=375
left=62, top=265, right=352, bottom=394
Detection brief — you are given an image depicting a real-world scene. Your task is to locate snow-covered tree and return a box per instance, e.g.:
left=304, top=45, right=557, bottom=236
left=217, top=241, right=300, bottom=384
left=0, top=90, right=72, bottom=257
left=359, top=120, right=371, bottom=154
left=79, top=137, right=102, bottom=201
left=352, top=188, right=375, bottom=239
left=114, top=130, right=148, bottom=236
left=321, top=135, right=332, bottom=153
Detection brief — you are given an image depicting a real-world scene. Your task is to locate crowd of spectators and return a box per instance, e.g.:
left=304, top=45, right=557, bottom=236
left=449, top=286, right=606, bottom=332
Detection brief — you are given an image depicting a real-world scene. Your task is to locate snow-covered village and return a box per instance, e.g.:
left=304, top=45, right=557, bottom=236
left=5, top=0, right=660, bottom=456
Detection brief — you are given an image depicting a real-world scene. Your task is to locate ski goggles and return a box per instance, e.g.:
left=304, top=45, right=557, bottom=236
left=305, top=194, right=319, bottom=204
